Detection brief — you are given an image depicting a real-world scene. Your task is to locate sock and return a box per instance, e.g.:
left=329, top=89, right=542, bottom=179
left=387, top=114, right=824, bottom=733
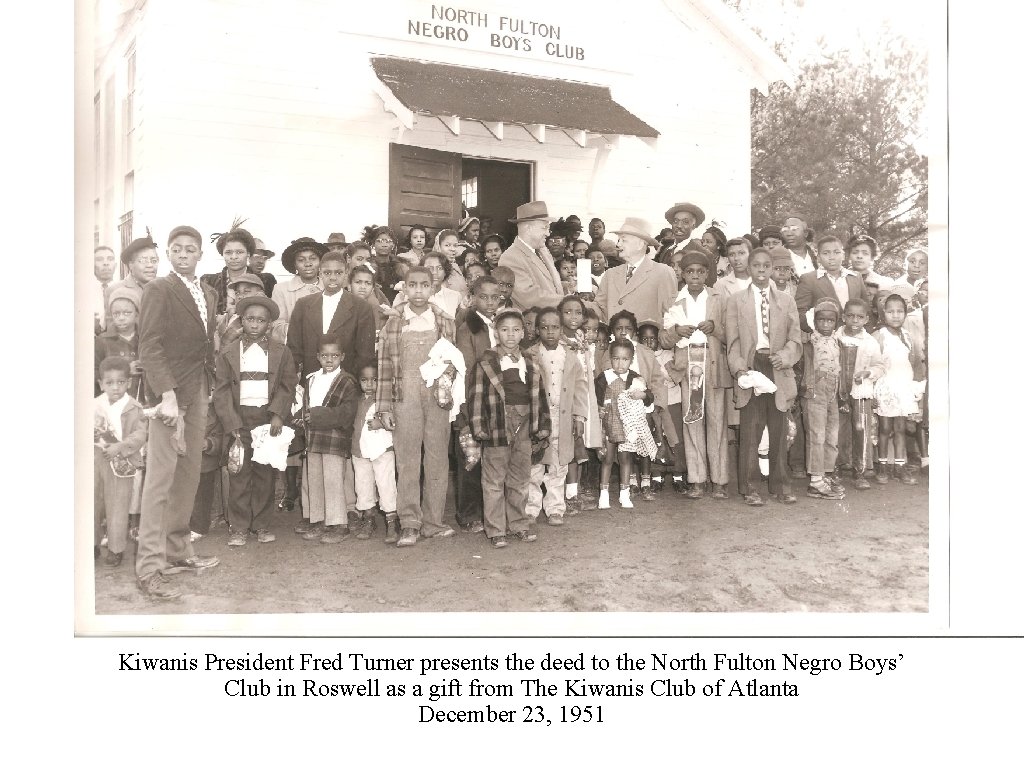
left=673, top=475, right=684, bottom=481
left=619, top=488, right=630, bottom=500
left=566, top=483, right=578, bottom=499
left=811, top=474, right=823, bottom=483
left=921, top=457, right=929, bottom=467
left=599, top=483, right=609, bottom=490
left=640, top=476, right=651, bottom=488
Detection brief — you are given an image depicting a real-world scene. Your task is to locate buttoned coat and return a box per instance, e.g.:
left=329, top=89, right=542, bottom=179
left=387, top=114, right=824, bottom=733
left=794, top=270, right=867, bottom=332
left=212, top=336, right=298, bottom=435
left=725, top=284, right=803, bottom=411
left=286, top=289, right=376, bottom=380
left=595, top=256, right=678, bottom=325
left=523, top=341, right=589, bottom=466
left=138, top=274, right=217, bottom=408
left=498, top=237, right=564, bottom=311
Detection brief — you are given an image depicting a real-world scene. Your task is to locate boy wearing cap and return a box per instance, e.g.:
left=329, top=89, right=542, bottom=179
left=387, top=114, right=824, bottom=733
left=136, top=225, right=219, bottom=600
left=216, top=273, right=268, bottom=350
left=96, top=286, right=144, bottom=402
left=801, top=297, right=847, bottom=500
left=660, top=250, right=730, bottom=499
left=213, top=295, right=298, bottom=545
left=725, top=247, right=803, bottom=507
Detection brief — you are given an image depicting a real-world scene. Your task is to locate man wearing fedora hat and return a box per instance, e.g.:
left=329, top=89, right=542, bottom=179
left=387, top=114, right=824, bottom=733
left=249, top=238, right=277, bottom=296
left=498, top=201, right=565, bottom=311
left=657, top=202, right=705, bottom=261
left=595, top=217, right=678, bottom=327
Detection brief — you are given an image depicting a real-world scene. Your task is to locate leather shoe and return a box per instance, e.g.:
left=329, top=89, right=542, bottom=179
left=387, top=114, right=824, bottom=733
left=672, top=479, right=687, bottom=493
left=396, top=528, right=419, bottom=547
left=743, top=492, right=764, bottom=507
left=685, top=482, right=705, bottom=500
left=137, top=572, right=182, bottom=600
left=853, top=475, right=871, bottom=491
left=710, top=484, right=728, bottom=499
left=641, top=486, right=656, bottom=502
left=164, top=555, right=219, bottom=574
left=774, top=493, right=798, bottom=504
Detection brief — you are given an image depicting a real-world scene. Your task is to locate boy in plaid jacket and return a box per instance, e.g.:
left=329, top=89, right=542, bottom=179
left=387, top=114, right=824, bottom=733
left=467, top=308, right=551, bottom=548
left=300, top=333, right=360, bottom=543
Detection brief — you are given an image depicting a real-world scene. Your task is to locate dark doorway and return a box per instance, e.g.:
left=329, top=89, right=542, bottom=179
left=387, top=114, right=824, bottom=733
left=461, top=157, right=532, bottom=247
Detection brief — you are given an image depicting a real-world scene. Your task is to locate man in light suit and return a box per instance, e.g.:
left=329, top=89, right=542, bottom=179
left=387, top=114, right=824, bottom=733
left=136, top=225, right=220, bottom=600
left=794, top=234, right=867, bottom=333
left=595, top=217, right=678, bottom=325
left=725, top=246, right=803, bottom=507
left=498, top=201, right=565, bottom=311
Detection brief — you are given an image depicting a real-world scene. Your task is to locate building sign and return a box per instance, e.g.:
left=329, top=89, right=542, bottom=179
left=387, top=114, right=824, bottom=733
left=406, top=6, right=586, bottom=61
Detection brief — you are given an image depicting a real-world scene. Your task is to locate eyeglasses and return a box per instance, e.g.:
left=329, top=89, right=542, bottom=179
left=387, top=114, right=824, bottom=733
left=133, top=256, right=160, bottom=265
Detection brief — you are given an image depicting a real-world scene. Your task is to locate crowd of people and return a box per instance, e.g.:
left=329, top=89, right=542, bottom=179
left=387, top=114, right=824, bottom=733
left=91, top=200, right=929, bottom=600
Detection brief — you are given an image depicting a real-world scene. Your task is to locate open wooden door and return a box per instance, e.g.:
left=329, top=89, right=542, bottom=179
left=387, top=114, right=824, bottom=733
left=388, top=144, right=462, bottom=247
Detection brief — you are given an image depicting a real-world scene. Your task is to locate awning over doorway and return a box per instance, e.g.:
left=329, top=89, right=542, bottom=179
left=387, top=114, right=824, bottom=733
left=370, top=56, right=659, bottom=148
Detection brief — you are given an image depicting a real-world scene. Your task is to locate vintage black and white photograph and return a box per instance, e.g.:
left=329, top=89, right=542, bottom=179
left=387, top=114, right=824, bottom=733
left=79, top=0, right=940, bottom=622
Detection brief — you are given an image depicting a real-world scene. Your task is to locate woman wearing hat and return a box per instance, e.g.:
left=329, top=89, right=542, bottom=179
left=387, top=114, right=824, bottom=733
left=270, top=237, right=327, bottom=343
left=104, top=235, right=159, bottom=328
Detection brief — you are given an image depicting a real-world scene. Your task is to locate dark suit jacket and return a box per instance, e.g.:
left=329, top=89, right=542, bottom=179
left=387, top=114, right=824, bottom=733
left=139, top=273, right=216, bottom=408
left=212, top=337, right=298, bottom=435
left=794, top=270, right=867, bottom=332
left=286, top=289, right=376, bottom=380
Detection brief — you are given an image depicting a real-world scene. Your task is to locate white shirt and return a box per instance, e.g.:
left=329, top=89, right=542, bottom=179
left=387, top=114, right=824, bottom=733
left=321, top=290, right=343, bottom=334
left=475, top=311, right=496, bottom=347
left=402, top=304, right=436, bottom=333
left=308, top=367, right=342, bottom=407
left=499, top=352, right=527, bottom=383
left=239, top=341, right=270, bottom=406
left=624, top=255, right=646, bottom=279
left=789, top=248, right=816, bottom=277
left=752, top=284, right=773, bottom=350
left=819, top=267, right=855, bottom=308
left=95, top=393, right=129, bottom=440
left=673, top=287, right=708, bottom=324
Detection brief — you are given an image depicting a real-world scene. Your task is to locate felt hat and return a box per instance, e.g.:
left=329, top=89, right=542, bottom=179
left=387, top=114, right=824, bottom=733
left=167, top=225, right=202, bottom=245
left=769, top=247, right=794, bottom=268
left=228, top=273, right=266, bottom=292
left=121, top=236, right=157, bottom=265
left=281, top=237, right=328, bottom=274
left=253, top=238, right=275, bottom=258
left=610, top=217, right=658, bottom=247
left=107, top=286, right=140, bottom=311
left=508, top=201, right=552, bottom=223
left=664, top=202, right=706, bottom=227
left=758, top=224, right=783, bottom=242
left=235, top=294, right=280, bottom=323
left=678, top=249, right=711, bottom=271
left=813, top=297, right=841, bottom=316
left=681, top=241, right=714, bottom=258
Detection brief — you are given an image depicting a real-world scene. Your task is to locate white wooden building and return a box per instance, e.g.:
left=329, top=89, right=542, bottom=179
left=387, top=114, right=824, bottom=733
left=88, top=0, right=791, bottom=277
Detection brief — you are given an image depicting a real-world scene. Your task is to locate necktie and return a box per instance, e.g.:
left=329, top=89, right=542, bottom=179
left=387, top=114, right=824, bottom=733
left=760, top=288, right=769, bottom=338
left=625, top=265, right=635, bottom=283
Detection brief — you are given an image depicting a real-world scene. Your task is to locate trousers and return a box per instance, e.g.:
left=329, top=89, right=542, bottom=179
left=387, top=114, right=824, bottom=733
left=526, top=433, right=567, bottom=519
left=481, top=405, right=532, bottom=539
left=302, top=452, right=349, bottom=526
left=95, top=450, right=132, bottom=554
left=737, top=353, right=791, bottom=496
left=803, top=373, right=839, bottom=477
left=352, top=450, right=397, bottom=512
left=136, top=389, right=207, bottom=580
left=226, top=404, right=276, bottom=531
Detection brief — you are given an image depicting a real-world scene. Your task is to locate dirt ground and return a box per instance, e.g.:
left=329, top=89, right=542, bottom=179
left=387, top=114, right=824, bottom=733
left=93, top=470, right=928, bottom=615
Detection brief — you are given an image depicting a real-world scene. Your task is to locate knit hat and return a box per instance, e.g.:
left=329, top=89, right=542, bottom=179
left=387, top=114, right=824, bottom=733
left=758, top=224, right=783, bottom=242
left=228, top=273, right=266, bottom=292
left=813, top=297, right=841, bottom=317
left=678, top=250, right=711, bottom=271
left=770, top=247, right=794, bottom=268
left=107, top=286, right=139, bottom=311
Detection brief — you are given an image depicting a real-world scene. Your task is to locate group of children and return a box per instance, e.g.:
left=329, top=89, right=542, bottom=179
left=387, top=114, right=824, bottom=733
left=93, top=220, right=928, bottom=567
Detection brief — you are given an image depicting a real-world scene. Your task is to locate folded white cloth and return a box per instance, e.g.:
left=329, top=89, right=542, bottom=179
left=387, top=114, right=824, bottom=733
left=359, top=402, right=393, bottom=461
left=737, top=370, right=777, bottom=394
left=250, top=424, right=295, bottom=470
left=419, top=337, right=467, bottom=424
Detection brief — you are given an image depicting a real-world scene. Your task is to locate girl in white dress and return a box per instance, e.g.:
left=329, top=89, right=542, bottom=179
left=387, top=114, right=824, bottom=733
left=872, top=294, right=924, bottom=485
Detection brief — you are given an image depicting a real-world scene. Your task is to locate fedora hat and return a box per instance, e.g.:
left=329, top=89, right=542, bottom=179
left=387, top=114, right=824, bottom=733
left=281, top=237, right=328, bottom=274
left=253, top=238, right=275, bottom=258
left=235, top=294, right=280, bottom=323
left=664, top=202, right=706, bottom=227
left=610, top=217, right=658, bottom=247
left=508, top=201, right=552, bottom=224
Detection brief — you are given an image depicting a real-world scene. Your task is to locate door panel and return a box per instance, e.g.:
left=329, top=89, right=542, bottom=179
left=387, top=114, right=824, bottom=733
left=389, top=144, right=462, bottom=246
